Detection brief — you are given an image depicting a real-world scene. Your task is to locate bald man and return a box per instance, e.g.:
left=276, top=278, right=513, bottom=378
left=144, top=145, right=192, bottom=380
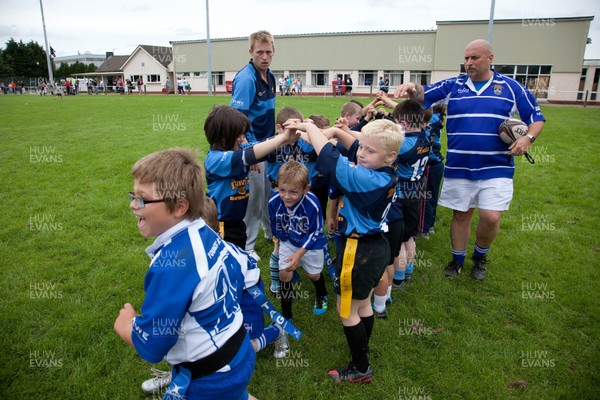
left=395, top=39, right=545, bottom=281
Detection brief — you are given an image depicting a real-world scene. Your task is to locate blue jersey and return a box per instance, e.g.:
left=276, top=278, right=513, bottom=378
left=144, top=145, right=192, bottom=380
left=424, top=71, right=545, bottom=180
left=231, top=60, right=276, bottom=143
left=132, top=219, right=253, bottom=365
left=316, top=142, right=397, bottom=236
left=428, top=113, right=444, bottom=164
left=205, top=146, right=259, bottom=222
left=395, top=130, right=431, bottom=199
left=268, top=190, right=327, bottom=250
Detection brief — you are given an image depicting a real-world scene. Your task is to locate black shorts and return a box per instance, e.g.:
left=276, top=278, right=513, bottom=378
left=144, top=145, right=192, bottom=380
left=223, top=220, right=247, bottom=249
left=334, top=234, right=390, bottom=300
left=399, top=198, right=419, bottom=242
left=384, top=219, right=404, bottom=265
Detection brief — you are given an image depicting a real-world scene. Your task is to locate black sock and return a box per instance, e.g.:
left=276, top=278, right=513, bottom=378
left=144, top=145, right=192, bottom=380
left=361, top=314, right=374, bottom=343
left=280, top=280, right=293, bottom=320
left=343, top=322, right=369, bottom=373
left=311, top=272, right=328, bottom=299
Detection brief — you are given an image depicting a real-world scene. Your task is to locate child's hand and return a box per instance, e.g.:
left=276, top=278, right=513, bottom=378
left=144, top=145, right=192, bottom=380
left=249, top=163, right=261, bottom=173
left=365, top=104, right=377, bottom=120
left=376, top=90, right=388, bottom=100
left=327, top=216, right=338, bottom=234
left=284, top=253, right=302, bottom=271
left=283, top=119, right=310, bottom=133
left=114, top=303, right=137, bottom=347
left=334, top=117, right=348, bottom=129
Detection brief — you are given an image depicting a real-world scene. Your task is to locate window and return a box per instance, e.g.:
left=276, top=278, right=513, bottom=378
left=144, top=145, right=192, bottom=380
left=359, top=70, right=376, bottom=86
left=212, top=72, right=224, bottom=85
left=384, top=71, right=404, bottom=87
left=288, top=71, right=306, bottom=83
left=311, top=71, right=328, bottom=86
left=459, top=64, right=554, bottom=99
left=410, top=71, right=431, bottom=86
left=130, top=75, right=143, bottom=82
left=500, top=65, right=553, bottom=99
left=272, top=71, right=284, bottom=82
left=146, top=74, right=160, bottom=83
left=577, top=68, right=587, bottom=101
left=494, top=65, right=515, bottom=75
left=591, top=68, right=600, bottom=101
left=193, top=72, right=203, bottom=77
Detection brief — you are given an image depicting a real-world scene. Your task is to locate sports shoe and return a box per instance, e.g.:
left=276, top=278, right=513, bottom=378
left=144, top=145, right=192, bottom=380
left=444, top=260, right=462, bottom=278
left=386, top=296, right=393, bottom=306
left=392, top=279, right=406, bottom=290
left=273, top=332, right=290, bottom=358
left=328, top=364, right=373, bottom=383
left=404, top=273, right=413, bottom=282
left=471, top=256, right=488, bottom=281
left=247, top=249, right=261, bottom=262
left=374, top=307, right=387, bottom=319
left=141, top=368, right=171, bottom=394
left=313, top=295, right=328, bottom=315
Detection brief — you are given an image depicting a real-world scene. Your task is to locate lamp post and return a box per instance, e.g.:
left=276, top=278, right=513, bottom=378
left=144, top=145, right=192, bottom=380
left=39, top=0, right=54, bottom=83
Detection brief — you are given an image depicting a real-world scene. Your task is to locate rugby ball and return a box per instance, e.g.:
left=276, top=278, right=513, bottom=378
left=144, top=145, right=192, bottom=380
left=499, top=119, right=528, bottom=144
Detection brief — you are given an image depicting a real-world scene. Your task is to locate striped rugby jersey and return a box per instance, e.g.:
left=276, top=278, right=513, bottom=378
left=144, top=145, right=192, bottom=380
left=424, top=71, right=545, bottom=180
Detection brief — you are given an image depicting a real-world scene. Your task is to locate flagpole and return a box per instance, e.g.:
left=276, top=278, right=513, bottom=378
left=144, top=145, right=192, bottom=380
left=39, top=0, right=54, bottom=83
left=487, top=0, right=496, bottom=44
left=206, top=0, right=212, bottom=95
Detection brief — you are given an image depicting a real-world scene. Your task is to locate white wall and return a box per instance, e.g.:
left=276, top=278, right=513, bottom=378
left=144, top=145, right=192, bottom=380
left=122, top=50, right=168, bottom=93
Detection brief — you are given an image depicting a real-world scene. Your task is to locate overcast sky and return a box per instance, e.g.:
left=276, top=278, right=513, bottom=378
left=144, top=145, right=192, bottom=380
left=1, top=0, right=598, bottom=59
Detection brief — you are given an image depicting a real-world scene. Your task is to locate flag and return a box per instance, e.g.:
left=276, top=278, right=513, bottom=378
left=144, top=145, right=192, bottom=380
left=50, top=46, right=56, bottom=58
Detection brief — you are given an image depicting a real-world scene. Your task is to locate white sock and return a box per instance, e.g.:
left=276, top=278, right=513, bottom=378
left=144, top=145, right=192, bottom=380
left=386, top=285, right=392, bottom=299
left=373, top=294, right=387, bottom=312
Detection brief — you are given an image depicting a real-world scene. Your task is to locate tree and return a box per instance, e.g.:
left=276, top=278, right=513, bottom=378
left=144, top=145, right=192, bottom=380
left=0, top=38, right=53, bottom=79
left=54, top=61, right=97, bottom=79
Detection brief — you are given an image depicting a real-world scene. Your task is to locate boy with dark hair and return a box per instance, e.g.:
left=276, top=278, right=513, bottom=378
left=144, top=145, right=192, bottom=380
left=391, top=100, right=432, bottom=287
left=285, top=119, right=402, bottom=383
left=204, top=105, right=299, bottom=250
left=268, top=160, right=329, bottom=358
left=114, top=148, right=257, bottom=400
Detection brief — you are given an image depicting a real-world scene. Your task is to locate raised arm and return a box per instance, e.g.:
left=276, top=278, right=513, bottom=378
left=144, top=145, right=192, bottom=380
left=394, top=82, right=424, bottom=103
left=250, top=127, right=300, bottom=160
left=284, top=121, right=329, bottom=155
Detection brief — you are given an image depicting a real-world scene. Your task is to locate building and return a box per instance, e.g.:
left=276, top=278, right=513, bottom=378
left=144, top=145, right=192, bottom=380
left=53, top=52, right=108, bottom=68
left=169, top=16, right=595, bottom=103
left=82, top=46, right=173, bottom=93
left=121, top=45, right=173, bottom=94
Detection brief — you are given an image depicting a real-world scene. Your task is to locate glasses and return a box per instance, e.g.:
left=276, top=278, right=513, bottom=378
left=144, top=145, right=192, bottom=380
left=128, top=192, right=166, bottom=208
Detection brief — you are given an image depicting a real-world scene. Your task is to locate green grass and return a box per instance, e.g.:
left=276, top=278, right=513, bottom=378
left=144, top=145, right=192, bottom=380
left=0, top=94, right=599, bottom=399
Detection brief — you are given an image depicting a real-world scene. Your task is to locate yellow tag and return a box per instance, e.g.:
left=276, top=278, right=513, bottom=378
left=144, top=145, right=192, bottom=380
left=340, top=238, right=358, bottom=319
left=219, top=221, right=225, bottom=239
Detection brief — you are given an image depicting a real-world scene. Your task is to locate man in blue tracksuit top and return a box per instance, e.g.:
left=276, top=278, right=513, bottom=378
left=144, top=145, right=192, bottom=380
left=231, top=30, right=277, bottom=260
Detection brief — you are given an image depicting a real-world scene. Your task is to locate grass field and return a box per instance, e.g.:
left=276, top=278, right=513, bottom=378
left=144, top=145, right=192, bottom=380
left=0, top=93, right=599, bottom=399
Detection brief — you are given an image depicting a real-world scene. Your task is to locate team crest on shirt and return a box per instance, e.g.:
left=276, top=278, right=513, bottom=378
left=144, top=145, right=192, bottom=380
left=493, top=84, right=503, bottom=95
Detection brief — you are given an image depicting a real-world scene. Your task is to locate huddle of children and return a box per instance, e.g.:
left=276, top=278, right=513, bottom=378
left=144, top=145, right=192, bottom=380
left=114, top=92, right=440, bottom=398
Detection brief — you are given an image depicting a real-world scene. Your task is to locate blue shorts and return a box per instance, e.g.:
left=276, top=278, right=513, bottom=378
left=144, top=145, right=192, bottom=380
left=186, top=333, right=256, bottom=400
